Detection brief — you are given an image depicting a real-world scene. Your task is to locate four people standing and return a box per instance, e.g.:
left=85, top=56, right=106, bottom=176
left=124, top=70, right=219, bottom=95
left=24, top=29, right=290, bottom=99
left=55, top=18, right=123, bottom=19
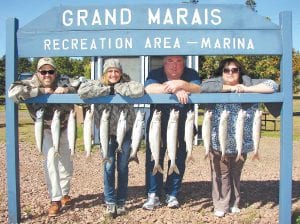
left=8, top=56, right=279, bottom=219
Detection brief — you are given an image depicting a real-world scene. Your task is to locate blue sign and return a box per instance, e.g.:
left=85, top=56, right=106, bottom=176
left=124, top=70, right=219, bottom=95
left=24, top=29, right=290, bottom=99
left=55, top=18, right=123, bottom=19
left=18, top=4, right=281, bottom=57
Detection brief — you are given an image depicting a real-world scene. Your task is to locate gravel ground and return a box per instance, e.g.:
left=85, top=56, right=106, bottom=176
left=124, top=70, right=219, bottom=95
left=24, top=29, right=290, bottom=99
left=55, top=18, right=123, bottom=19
left=0, top=136, right=300, bottom=224
left=0, top=111, right=300, bottom=223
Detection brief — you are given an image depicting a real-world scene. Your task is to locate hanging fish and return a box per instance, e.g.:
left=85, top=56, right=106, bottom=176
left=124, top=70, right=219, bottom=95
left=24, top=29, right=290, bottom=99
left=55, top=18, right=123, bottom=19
left=67, top=109, right=76, bottom=156
left=34, top=108, right=44, bottom=154
left=252, top=109, right=263, bottom=160
left=184, top=110, right=195, bottom=163
left=167, top=109, right=180, bottom=175
left=83, top=109, right=93, bottom=158
left=116, top=110, right=127, bottom=152
left=149, top=110, right=163, bottom=175
left=51, top=110, right=61, bottom=155
left=100, top=109, right=111, bottom=163
left=218, top=109, right=230, bottom=161
left=202, top=110, right=212, bottom=160
left=235, top=109, right=246, bottom=162
left=129, top=110, right=145, bottom=164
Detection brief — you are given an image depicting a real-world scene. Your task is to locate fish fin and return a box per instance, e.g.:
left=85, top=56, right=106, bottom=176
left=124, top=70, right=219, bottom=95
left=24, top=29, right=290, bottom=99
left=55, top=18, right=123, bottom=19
left=186, top=154, right=195, bottom=163
left=221, top=155, right=225, bottom=161
left=168, top=165, right=180, bottom=175
left=128, top=156, right=139, bottom=164
left=235, top=155, right=245, bottom=162
left=252, top=153, right=260, bottom=161
left=102, top=157, right=112, bottom=164
left=152, top=165, right=163, bottom=175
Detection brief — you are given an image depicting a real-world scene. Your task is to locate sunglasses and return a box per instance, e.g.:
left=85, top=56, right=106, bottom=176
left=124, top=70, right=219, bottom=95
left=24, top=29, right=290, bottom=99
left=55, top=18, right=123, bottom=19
left=223, top=67, right=239, bottom=74
left=39, top=70, right=55, bottom=75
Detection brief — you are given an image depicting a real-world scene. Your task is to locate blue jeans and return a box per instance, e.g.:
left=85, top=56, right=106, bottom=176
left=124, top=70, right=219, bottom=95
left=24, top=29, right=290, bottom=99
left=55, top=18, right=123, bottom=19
left=103, top=132, right=131, bottom=205
left=145, top=118, right=187, bottom=198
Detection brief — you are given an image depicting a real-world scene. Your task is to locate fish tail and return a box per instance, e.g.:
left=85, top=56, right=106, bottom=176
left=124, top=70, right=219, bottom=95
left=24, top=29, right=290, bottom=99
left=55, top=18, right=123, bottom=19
left=168, top=164, right=180, bottom=175
left=186, top=154, right=195, bottom=163
left=152, top=164, right=163, bottom=175
left=235, top=154, right=244, bottom=162
left=128, top=155, right=139, bottom=164
left=102, top=157, right=112, bottom=164
left=252, top=153, right=260, bottom=161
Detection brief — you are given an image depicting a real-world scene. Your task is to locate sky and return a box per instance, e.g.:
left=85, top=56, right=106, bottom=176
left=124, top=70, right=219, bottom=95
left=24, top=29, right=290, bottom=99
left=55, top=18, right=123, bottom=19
left=0, top=0, right=299, bottom=57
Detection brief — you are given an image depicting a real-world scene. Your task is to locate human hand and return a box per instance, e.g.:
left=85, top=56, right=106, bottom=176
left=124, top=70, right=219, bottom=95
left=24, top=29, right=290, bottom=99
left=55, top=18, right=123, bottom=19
left=175, top=89, right=189, bottom=104
left=53, top=87, right=68, bottom=94
left=231, top=84, right=246, bottom=93
left=163, top=80, right=184, bottom=93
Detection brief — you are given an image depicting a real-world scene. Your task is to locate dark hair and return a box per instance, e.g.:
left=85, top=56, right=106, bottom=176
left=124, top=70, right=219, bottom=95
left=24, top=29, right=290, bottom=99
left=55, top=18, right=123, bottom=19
left=215, top=58, right=245, bottom=84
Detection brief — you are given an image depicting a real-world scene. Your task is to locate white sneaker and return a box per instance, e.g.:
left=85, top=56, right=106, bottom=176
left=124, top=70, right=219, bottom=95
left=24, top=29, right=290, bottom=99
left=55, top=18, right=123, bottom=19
left=165, top=195, right=179, bottom=208
left=230, top=206, right=240, bottom=213
left=214, top=210, right=225, bottom=217
left=142, top=193, right=161, bottom=210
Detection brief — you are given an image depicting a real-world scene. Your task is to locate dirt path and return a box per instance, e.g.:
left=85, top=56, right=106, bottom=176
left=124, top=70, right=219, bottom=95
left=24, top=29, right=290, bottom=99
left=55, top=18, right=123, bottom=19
left=0, top=137, right=300, bottom=223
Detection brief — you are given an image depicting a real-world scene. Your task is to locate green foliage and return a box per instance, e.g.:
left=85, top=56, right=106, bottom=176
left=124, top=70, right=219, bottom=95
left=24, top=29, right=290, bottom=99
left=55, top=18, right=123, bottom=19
left=198, top=55, right=280, bottom=81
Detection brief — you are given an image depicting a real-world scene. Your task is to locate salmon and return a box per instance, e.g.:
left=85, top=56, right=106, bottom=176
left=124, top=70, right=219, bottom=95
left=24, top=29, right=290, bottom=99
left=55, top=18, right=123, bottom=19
left=167, top=109, right=180, bottom=175
left=202, top=110, right=212, bottom=160
left=34, top=108, right=44, bottom=154
left=149, top=110, right=163, bottom=175
left=235, top=109, right=246, bottom=162
left=116, top=110, right=127, bottom=152
left=218, top=109, right=230, bottom=161
left=252, top=109, right=263, bottom=160
left=185, top=110, right=195, bottom=163
left=129, top=110, right=145, bottom=164
left=83, top=109, right=93, bottom=158
left=51, top=110, right=61, bottom=155
left=100, top=109, right=111, bottom=163
left=67, top=109, right=76, bottom=156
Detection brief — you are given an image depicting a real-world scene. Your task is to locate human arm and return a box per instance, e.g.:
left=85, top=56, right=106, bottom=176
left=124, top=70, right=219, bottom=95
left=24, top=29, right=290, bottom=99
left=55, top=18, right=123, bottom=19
left=78, top=80, right=111, bottom=99
left=114, top=81, right=144, bottom=98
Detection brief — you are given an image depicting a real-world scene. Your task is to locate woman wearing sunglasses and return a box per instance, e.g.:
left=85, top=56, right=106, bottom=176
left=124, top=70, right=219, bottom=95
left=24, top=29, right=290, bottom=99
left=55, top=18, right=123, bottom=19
left=200, top=58, right=279, bottom=217
left=8, top=57, right=81, bottom=217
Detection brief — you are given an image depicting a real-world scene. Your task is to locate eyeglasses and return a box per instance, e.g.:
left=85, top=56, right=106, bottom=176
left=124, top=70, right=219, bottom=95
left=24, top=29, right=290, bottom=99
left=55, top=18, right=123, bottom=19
left=223, top=67, right=239, bottom=74
left=39, top=70, right=55, bottom=75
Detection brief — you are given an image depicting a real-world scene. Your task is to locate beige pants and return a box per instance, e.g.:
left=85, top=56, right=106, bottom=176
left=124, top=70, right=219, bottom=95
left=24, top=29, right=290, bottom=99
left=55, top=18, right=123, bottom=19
left=209, top=150, right=247, bottom=213
left=42, top=128, right=73, bottom=201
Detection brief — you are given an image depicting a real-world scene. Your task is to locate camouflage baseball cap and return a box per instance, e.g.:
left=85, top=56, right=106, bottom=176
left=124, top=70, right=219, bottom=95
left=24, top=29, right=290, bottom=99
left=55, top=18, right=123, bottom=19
left=37, top=57, right=56, bottom=70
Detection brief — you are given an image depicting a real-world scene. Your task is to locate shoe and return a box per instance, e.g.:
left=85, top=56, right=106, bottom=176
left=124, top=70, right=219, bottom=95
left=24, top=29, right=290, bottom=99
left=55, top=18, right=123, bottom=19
left=214, top=210, right=225, bottom=217
left=165, top=195, right=179, bottom=208
left=48, top=201, right=61, bottom=217
left=142, top=193, right=161, bottom=210
left=230, top=206, right=241, bottom=213
left=105, top=204, right=117, bottom=218
left=61, top=195, right=71, bottom=206
left=116, top=205, right=126, bottom=216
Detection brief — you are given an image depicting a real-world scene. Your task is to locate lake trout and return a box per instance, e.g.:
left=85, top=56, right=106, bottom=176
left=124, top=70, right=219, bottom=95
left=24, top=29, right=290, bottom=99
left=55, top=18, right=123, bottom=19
left=67, top=109, right=76, bottom=156
left=202, top=110, right=212, bottom=160
left=167, top=109, right=180, bottom=175
left=149, top=110, right=163, bottom=175
left=51, top=110, right=61, bottom=155
left=116, top=110, right=127, bottom=152
left=235, top=109, right=246, bottom=162
left=252, top=109, right=263, bottom=161
left=34, top=108, right=44, bottom=154
left=100, top=109, right=111, bottom=163
left=83, top=109, right=93, bottom=158
left=185, top=110, right=195, bottom=163
left=129, top=110, right=145, bottom=164
left=218, top=109, right=230, bottom=161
